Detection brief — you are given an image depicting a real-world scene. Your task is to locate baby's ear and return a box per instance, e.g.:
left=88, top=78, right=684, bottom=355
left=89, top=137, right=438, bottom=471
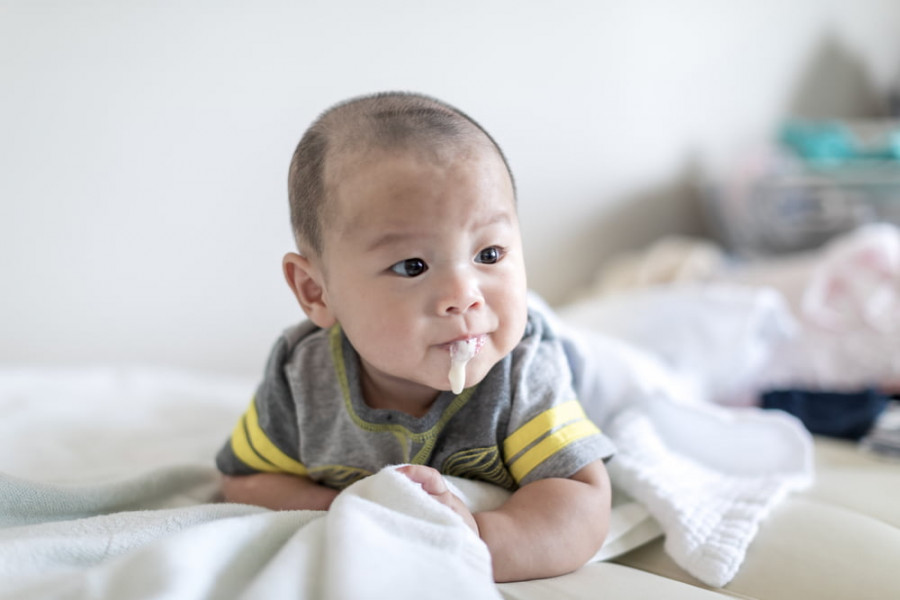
left=283, top=252, right=336, bottom=329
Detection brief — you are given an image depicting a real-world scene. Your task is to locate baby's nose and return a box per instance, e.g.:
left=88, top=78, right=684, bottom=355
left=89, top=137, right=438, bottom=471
left=436, top=269, right=484, bottom=315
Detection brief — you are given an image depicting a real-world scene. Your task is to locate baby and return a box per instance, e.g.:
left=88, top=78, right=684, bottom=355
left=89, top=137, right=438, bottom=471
left=216, top=92, right=615, bottom=582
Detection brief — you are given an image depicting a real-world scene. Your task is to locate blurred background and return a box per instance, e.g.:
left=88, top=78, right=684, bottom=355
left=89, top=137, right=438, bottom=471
left=2, top=0, right=899, bottom=376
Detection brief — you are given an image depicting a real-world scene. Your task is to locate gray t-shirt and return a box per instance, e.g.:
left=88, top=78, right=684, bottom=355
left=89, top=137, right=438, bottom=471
left=216, top=305, right=615, bottom=491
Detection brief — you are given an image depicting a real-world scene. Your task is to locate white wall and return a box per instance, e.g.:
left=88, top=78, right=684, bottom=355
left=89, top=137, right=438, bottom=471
left=3, top=0, right=899, bottom=376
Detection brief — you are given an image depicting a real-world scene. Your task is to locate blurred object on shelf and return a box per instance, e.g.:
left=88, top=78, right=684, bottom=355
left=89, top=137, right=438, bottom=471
left=780, top=120, right=900, bottom=163
left=582, top=236, right=726, bottom=297
left=704, top=119, right=900, bottom=257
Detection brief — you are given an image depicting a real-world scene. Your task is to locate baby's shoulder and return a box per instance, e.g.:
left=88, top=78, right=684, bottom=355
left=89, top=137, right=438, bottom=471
left=259, top=320, right=335, bottom=383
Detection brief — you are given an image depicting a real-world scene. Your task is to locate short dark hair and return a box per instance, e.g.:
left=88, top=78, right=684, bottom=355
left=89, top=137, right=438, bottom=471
left=287, top=91, right=515, bottom=256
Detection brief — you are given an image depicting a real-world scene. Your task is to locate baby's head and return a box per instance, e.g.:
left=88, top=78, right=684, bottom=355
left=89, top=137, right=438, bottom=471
left=283, top=92, right=528, bottom=408
left=287, top=92, right=516, bottom=257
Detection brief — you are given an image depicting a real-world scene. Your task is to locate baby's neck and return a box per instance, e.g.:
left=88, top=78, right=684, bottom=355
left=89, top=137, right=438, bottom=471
left=359, top=367, right=440, bottom=419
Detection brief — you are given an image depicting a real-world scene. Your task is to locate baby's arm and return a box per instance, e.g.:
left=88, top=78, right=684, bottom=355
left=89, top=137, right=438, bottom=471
left=221, top=473, right=338, bottom=511
left=475, top=460, right=611, bottom=582
left=401, top=460, right=611, bottom=583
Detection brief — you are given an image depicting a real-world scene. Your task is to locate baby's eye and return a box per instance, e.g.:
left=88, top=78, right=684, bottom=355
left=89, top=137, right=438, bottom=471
left=390, top=258, right=428, bottom=278
left=475, top=246, right=503, bottom=264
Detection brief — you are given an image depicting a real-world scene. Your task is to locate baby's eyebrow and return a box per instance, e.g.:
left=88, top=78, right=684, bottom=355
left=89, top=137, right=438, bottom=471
left=365, top=231, right=421, bottom=253
left=476, top=210, right=513, bottom=229
left=364, top=209, right=514, bottom=252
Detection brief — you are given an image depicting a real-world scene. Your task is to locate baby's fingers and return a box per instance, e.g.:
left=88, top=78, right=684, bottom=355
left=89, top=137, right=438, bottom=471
left=396, top=464, right=448, bottom=495
left=396, top=465, right=479, bottom=535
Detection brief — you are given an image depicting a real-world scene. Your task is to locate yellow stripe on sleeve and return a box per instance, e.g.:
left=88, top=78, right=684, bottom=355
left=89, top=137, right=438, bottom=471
left=230, top=415, right=280, bottom=473
left=502, top=400, right=585, bottom=461
left=244, top=399, right=308, bottom=476
left=508, top=419, right=601, bottom=483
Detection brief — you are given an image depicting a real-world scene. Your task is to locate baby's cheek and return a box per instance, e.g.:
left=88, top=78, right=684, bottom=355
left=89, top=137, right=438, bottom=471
left=498, top=311, right=528, bottom=357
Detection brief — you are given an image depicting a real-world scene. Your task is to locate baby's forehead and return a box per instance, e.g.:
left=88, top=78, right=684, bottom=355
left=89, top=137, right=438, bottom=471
left=325, top=143, right=514, bottom=228
left=324, top=135, right=501, bottom=196
left=333, top=123, right=490, bottom=164
left=343, top=143, right=460, bottom=173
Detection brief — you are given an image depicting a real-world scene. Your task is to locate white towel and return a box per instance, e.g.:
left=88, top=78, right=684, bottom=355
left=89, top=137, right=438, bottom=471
left=553, top=293, right=814, bottom=587
left=605, top=404, right=812, bottom=587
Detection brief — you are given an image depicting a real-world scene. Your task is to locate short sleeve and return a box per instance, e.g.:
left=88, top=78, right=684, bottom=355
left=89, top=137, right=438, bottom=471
left=502, top=307, right=616, bottom=486
left=215, top=333, right=307, bottom=478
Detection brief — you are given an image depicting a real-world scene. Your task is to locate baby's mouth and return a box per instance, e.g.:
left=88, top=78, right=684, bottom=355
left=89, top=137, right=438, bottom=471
left=447, top=336, right=485, bottom=394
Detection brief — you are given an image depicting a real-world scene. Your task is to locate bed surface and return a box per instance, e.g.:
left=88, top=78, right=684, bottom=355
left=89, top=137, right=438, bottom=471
left=609, top=436, right=900, bottom=600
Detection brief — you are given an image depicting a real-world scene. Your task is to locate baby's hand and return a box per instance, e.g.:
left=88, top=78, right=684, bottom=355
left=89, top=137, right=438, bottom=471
left=397, top=465, right=479, bottom=535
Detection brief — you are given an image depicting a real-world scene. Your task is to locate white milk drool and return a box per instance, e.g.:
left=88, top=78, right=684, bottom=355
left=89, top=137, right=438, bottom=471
left=449, top=339, right=477, bottom=394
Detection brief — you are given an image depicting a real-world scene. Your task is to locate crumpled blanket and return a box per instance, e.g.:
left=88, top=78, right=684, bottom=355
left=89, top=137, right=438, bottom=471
left=0, top=466, right=496, bottom=600
left=0, top=463, right=660, bottom=600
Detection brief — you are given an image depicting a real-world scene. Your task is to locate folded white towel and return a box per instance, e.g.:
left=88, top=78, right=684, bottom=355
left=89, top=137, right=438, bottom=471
left=552, top=298, right=814, bottom=588
left=605, top=405, right=812, bottom=587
